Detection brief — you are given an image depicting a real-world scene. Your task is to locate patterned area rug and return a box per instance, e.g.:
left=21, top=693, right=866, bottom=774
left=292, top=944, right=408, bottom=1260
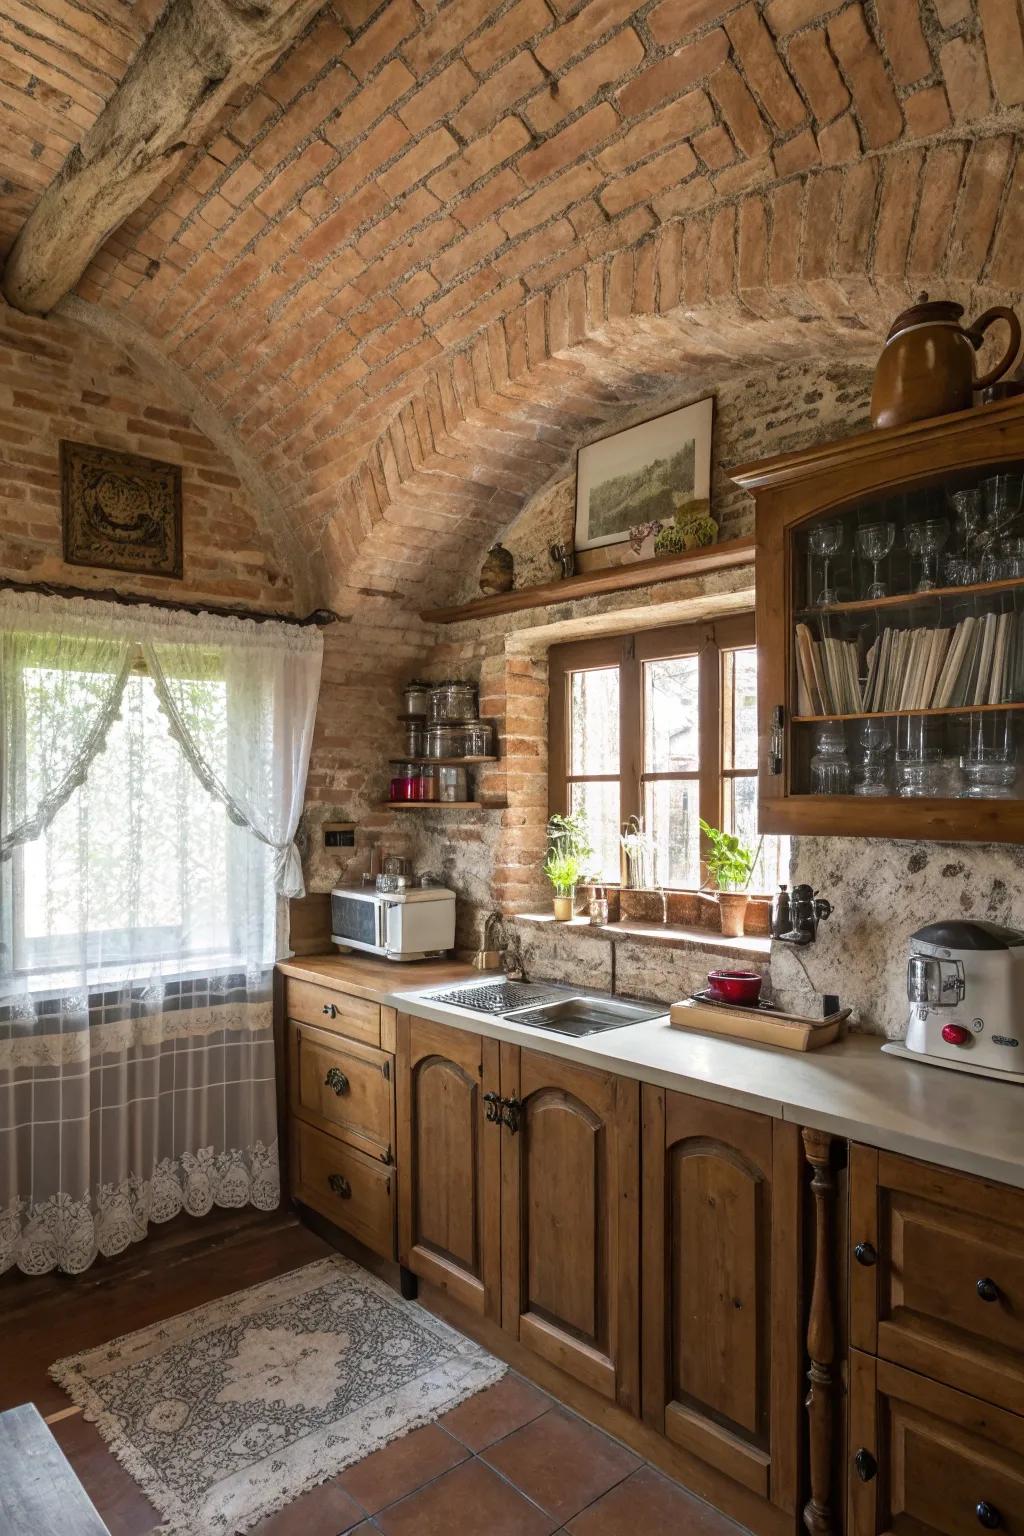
left=51, top=1255, right=506, bottom=1535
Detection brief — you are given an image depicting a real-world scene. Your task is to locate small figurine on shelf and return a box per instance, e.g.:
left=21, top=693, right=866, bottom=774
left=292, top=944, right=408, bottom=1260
left=479, top=542, right=514, bottom=595
left=549, top=540, right=575, bottom=580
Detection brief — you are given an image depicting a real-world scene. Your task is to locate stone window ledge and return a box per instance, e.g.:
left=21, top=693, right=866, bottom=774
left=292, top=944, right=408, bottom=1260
left=514, top=912, right=771, bottom=963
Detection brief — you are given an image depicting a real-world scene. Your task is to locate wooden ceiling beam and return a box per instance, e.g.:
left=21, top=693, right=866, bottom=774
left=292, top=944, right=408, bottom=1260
left=1, top=0, right=323, bottom=316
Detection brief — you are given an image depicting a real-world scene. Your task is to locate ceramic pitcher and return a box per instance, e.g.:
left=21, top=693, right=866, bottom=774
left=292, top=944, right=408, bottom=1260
left=870, top=296, right=1021, bottom=429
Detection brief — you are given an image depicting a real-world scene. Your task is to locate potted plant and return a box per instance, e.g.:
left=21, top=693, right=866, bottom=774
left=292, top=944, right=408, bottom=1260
left=699, top=819, right=758, bottom=937
left=543, top=811, right=593, bottom=921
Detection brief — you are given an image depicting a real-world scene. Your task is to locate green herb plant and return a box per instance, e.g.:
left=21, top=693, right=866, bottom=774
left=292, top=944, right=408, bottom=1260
left=543, top=810, right=594, bottom=896
left=699, top=819, right=757, bottom=892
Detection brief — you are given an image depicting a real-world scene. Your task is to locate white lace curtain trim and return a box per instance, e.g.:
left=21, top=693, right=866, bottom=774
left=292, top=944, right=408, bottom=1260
left=0, top=588, right=323, bottom=652
left=0, top=1141, right=280, bottom=1277
left=0, top=1000, right=272, bottom=1071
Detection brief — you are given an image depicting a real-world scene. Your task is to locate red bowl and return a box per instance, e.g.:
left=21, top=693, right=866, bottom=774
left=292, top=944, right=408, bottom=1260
left=706, top=969, right=762, bottom=1006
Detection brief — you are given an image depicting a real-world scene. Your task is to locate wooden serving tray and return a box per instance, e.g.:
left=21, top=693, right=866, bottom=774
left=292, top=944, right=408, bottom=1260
left=670, top=996, right=849, bottom=1051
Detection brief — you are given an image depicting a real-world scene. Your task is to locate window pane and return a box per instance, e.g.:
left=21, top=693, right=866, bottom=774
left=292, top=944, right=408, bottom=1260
left=644, top=654, right=698, bottom=771
left=722, top=646, right=758, bottom=771
left=723, top=774, right=789, bottom=892
left=570, top=780, right=620, bottom=884
left=570, top=667, right=619, bottom=774
left=643, top=779, right=700, bottom=888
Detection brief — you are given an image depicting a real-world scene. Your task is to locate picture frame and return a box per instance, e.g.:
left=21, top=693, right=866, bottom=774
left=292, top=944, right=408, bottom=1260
left=574, top=397, right=714, bottom=554
left=61, top=439, right=183, bottom=579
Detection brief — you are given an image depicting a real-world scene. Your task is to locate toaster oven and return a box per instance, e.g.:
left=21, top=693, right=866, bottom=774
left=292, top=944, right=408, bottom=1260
left=330, top=885, right=456, bottom=961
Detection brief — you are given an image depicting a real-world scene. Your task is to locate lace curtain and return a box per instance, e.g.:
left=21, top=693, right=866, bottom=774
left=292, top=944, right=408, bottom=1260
left=0, top=592, right=323, bottom=1275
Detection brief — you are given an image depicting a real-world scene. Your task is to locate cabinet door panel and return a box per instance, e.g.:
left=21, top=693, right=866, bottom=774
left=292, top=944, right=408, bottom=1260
left=288, top=1021, right=393, bottom=1162
left=396, top=1014, right=500, bottom=1319
left=501, top=1046, right=639, bottom=1414
left=642, top=1088, right=800, bottom=1512
left=849, top=1349, right=1024, bottom=1536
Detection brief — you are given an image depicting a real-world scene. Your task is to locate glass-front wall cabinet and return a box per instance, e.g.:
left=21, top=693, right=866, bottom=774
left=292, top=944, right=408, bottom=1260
left=735, top=397, right=1024, bottom=843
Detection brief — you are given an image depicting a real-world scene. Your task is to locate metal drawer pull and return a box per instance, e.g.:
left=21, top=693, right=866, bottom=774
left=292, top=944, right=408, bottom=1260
left=322, top=1001, right=338, bottom=1019
left=976, top=1277, right=1000, bottom=1303
left=853, top=1449, right=877, bottom=1483
left=854, top=1241, right=877, bottom=1267
left=483, top=1091, right=502, bottom=1123
left=977, top=1502, right=1002, bottom=1530
left=324, top=1067, right=349, bottom=1096
left=327, top=1173, right=351, bottom=1199
left=501, top=1096, right=522, bottom=1135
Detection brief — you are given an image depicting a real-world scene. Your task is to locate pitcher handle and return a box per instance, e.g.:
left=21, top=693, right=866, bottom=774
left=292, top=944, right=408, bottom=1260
left=967, top=306, right=1022, bottom=390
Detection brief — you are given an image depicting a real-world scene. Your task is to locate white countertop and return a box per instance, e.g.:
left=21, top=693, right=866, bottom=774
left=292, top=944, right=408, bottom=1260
left=386, top=980, right=1024, bottom=1190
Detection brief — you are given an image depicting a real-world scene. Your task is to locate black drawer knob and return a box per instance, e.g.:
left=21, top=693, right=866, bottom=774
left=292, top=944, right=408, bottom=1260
left=854, top=1241, right=878, bottom=1268
left=324, top=1067, right=349, bottom=1096
left=977, top=1502, right=1002, bottom=1530
left=853, top=1448, right=877, bottom=1483
left=327, top=1173, right=351, bottom=1199
left=322, top=1002, right=338, bottom=1019
left=976, top=1277, right=1000, bottom=1303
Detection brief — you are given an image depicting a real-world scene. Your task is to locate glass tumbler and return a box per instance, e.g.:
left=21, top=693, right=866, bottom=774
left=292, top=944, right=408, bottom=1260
left=810, top=721, right=851, bottom=794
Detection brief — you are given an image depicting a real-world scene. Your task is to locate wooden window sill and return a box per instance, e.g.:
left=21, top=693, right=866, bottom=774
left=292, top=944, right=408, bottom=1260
left=514, top=912, right=771, bottom=963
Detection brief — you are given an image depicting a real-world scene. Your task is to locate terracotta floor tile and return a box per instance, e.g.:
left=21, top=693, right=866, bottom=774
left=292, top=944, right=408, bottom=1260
left=565, top=1466, right=745, bottom=1535
left=249, top=1479, right=365, bottom=1535
left=374, top=1458, right=557, bottom=1536
left=338, top=1423, right=468, bottom=1515
left=439, top=1373, right=552, bottom=1452
left=482, top=1409, right=641, bottom=1524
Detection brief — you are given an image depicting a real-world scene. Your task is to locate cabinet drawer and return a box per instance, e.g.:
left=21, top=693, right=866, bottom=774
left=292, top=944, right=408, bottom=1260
left=850, top=1147, right=1024, bottom=1414
left=288, top=1020, right=394, bottom=1163
left=849, top=1350, right=1024, bottom=1536
left=286, top=977, right=380, bottom=1047
left=289, top=1120, right=395, bottom=1260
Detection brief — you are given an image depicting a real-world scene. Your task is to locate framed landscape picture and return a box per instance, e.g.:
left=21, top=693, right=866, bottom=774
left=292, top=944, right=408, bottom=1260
left=574, top=397, right=714, bottom=553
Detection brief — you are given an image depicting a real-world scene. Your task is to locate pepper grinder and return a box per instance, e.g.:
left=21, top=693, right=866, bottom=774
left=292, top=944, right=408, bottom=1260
left=777, top=883, right=833, bottom=945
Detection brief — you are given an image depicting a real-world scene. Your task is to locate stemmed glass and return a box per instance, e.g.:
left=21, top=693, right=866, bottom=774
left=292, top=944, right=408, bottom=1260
left=809, top=521, right=843, bottom=606
left=906, top=518, right=949, bottom=592
left=855, top=522, right=895, bottom=599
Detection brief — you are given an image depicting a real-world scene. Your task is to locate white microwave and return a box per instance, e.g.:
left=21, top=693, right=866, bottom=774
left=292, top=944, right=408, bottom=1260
left=330, top=885, right=456, bottom=961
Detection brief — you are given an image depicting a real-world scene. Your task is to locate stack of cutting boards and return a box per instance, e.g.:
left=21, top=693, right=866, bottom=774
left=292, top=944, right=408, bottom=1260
left=669, top=995, right=848, bottom=1051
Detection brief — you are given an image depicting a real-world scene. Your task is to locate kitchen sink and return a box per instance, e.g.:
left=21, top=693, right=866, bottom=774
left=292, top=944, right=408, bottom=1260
left=420, top=979, right=664, bottom=1036
left=502, top=995, right=665, bottom=1037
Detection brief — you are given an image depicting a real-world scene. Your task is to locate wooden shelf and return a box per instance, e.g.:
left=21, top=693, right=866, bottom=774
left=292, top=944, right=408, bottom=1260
left=380, top=801, right=506, bottom=810
left=796, top=575, right=1024, bottom=620
left=388, top=756, right=498, bottom=766
left=419, top=536, right=755, bottom=623
left=793, top=702, right=1024, bottom=722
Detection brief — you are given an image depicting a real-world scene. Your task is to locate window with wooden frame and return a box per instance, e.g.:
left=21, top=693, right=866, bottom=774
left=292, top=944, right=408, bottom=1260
left=548, top=616, right=786, bottom=894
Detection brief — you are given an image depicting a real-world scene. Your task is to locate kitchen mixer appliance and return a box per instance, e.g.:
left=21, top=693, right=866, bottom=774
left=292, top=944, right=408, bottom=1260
left=881, top=919, right=1024, bottom=1082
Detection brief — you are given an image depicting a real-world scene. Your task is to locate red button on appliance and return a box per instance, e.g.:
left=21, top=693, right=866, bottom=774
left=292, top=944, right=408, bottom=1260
left=941, top=1024, right=971, bottom=1047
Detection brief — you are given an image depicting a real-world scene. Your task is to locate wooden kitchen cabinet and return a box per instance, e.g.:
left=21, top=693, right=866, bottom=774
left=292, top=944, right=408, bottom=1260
left=498, top=1045, right=641, bottom=1415
left=733, top=396, right=1024, bottom=843
left=848, top=1349, right=1024, bottom=1536
left=641, top=1087, right=802, bottom=1513
left=396, top=1013, right=502, bottom=1320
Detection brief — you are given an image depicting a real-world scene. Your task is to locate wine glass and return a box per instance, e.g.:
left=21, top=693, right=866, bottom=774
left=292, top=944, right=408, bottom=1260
left=855, top=521, right=895, bottom=599
left=906, top=518, right=949, bottom=591
left=809, top=521, right=843, bottom=606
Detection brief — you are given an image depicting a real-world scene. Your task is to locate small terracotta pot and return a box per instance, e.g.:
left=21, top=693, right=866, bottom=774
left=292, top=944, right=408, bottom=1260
left=717, top=891, right=750, bottom=938
left=552, top=895, right=575, bottom=921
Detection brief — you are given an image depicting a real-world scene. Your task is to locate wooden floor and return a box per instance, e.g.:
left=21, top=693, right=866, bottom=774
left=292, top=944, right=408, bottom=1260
left=2, top=1211, right=745, bottom=1536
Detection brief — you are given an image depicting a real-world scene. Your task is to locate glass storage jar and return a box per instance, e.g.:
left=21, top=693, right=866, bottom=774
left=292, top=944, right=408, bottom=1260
left=437, top=765, right=469, bottom=802
left=428, top=680, right=478, bottom=723
left=461, top=721, right=493, bottom=756
left=418, top=763, right=438, bottom=801
left=425, top=724, right=467, bottom=759
left=402, top=680, right=431, bottom=718
left=403, top=720, right=426, bottom=757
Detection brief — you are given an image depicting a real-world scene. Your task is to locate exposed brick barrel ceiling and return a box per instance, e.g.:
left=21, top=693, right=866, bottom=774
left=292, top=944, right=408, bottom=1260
left=2, top=0, right=1023, bottom=611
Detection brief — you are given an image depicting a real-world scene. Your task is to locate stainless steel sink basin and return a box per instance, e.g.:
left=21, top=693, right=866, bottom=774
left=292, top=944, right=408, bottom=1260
left=502, top=995, right=664, bottom=1037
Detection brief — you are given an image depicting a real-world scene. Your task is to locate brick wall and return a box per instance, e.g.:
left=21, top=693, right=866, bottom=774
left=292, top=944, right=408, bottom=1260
left=0, top=306, right=291, bottom=611
left=3, top=2, right=1021, bottom=612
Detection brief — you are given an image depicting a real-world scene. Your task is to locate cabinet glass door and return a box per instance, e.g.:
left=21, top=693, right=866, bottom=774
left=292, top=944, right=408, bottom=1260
left=790, top=461, right=1024, bottom=804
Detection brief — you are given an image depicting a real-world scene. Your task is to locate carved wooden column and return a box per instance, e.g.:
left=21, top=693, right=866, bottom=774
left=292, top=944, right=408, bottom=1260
left=802, top=1126, right=837, bottom=1536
